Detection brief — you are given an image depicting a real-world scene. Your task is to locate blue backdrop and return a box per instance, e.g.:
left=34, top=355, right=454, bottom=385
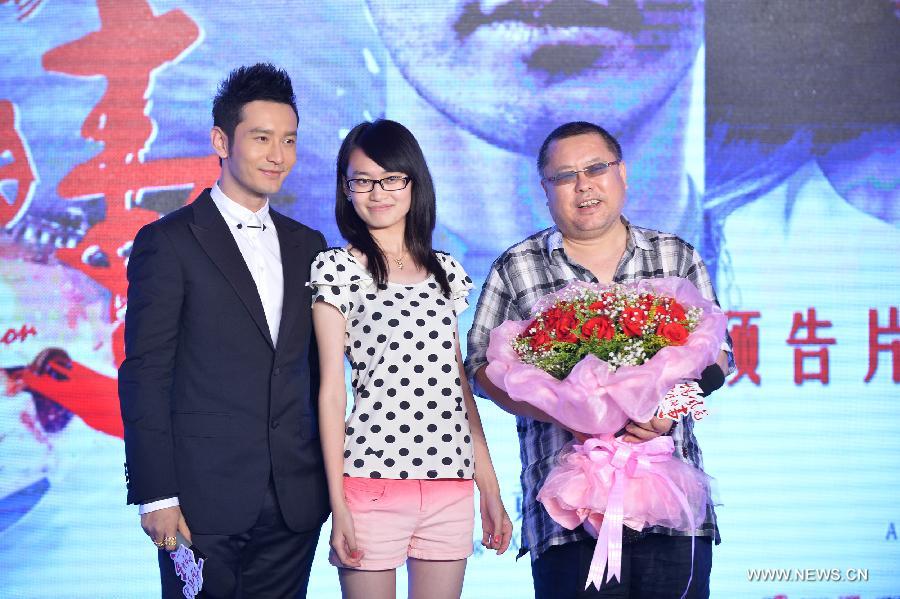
left=1, top=1, right=898, bottom=597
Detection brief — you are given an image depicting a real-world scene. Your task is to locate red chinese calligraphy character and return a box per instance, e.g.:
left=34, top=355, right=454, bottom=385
left=0, top=100, right=37, bottom=228
left=42, top=0, right=216, bottom=317
left=727, top=311, right=761, bottom=386
left=786, top=308, right=836, bottom=385
left=864, top=307, right=900, bottom=383
left=28, top=0, right=217, bottom=437
left=42, top=0, right=217, bottom=308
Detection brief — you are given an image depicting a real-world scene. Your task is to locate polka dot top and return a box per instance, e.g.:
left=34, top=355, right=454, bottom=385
left=309, top=248, right=476, bottom=480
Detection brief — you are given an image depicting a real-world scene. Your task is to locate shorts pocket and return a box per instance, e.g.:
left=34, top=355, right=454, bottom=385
left=343, top=477, right=388, bottom=504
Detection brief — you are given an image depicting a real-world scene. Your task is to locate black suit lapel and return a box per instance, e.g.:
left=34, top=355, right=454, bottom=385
left=270, top=209, right=304, bottom=352
left=189, top=191, right=275, bottom=351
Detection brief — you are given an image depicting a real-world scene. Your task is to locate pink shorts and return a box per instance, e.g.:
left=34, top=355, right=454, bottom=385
left=331, top=477, right=475, bottom=570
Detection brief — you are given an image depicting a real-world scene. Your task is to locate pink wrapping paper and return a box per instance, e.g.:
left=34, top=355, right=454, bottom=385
left=538, top=435, right=711, bottom=590
left=538, top=435, right=710, bottom=534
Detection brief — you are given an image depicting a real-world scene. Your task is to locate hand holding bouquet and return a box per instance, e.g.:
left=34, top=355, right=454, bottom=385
left=485, top=278, right=727, bottom=591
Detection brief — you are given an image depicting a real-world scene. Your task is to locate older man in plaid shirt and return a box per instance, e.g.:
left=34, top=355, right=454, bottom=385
left=465, top=122, right=733, bottom=598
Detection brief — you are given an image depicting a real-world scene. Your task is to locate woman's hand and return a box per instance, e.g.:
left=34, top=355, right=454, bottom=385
left=329, top=505, right=363, bottom=568
left=479, top=490, right=513, bottom=555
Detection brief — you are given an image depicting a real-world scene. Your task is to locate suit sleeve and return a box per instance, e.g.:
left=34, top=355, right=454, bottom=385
left=118, top=223, right=184, bottom=505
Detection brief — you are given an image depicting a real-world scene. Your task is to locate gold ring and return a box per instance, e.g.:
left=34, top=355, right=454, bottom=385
left=153, top=540, right=165, bottom=548
left=164, top=536, right=177, bottom=546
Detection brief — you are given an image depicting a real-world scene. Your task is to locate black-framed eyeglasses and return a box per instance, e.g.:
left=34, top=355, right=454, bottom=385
left=542, top=160, right=622, bottom=186
left=346, top=175, right=411, bottom=192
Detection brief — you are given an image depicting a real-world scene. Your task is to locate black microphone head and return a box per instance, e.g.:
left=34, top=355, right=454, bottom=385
left=698, top=364, right=726, bottom=396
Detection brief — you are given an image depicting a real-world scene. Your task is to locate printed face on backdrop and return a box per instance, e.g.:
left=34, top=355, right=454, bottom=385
left=366, top=0, right=703, bottom=154
left=345, top=148, right=414, bottom=233
left=212, top=100, right=299, bottom=205
left=541, top=133, right=627, bottom=240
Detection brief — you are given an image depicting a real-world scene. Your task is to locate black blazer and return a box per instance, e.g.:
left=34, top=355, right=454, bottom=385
left=118, top=189, right=329, bottom=534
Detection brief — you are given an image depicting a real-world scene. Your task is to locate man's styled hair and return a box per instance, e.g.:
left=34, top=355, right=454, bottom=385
left=212, top=63, right=298, bottom=145
left=334, top=119, right=451, bottom=296
left=537, top=121, right=623, bottom=175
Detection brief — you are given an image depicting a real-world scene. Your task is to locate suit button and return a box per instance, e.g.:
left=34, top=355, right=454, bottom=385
left=271, top=419, right=280, bottom=429
left=273, top=367, right=281, bottom=376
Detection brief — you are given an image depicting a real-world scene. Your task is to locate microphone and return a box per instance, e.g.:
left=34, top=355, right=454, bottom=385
left=696, top=364, right=726, bottom=396
left=236, top=223, right=266, bottom=231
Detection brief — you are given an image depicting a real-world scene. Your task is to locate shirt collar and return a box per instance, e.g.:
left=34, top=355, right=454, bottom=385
left=545, top=215, right=651, bottom=255
left=210, top=182, right=271, bottom=228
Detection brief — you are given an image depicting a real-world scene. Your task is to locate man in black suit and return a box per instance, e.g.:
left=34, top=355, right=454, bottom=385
left=118, top=63, right=328, bottom=598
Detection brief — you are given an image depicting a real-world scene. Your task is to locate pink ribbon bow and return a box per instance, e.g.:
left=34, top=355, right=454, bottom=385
left=578, top=435, right=697, bottom=595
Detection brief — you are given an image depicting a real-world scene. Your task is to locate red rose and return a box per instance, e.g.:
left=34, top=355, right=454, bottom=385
left=539, top=307, right=561, bottom=329
left=656, top=300, right=687, bottom=322
left=581, top=316, right=614, bottom=340
left=588, top=293, right=617, bottom=313
left=638, top=293, right=655, bottom=312
left=522, top=318, right=540, bottom=334
left=657, top=322, right=689, bottom=345
left=668, top=302, right=687, bottom=321
left=529, top=329, right=552, bottom=350
left=557, top=331, right=579, bottom=343
left=620, top=306, right=647, bottom=337
left=554, top=311, right=579, bottom=343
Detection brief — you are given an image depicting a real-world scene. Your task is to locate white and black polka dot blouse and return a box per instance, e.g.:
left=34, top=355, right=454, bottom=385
left=310, top=248, right=476, bottom=480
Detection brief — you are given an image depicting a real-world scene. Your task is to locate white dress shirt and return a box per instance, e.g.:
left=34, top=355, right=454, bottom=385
left=139, top=183, right=284, bottom=515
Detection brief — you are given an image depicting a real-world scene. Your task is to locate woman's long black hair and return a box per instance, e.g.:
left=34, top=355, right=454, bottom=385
left=335, top=120, right=451, bottom=296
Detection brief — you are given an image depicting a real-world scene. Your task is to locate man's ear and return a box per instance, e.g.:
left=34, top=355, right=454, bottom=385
left=211, top=126, right=229, bottom=160
left=618, top=160, right=628, bottom=189
left=540, top=179, right=551, bottom=200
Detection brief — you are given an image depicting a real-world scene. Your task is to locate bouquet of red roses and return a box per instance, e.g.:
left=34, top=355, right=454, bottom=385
left=485, top=277, right=727, bottom=591
left=513, top=282, right=700, bottom=377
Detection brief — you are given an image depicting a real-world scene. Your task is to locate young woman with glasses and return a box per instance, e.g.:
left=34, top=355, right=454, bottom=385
left=310, top=119, right=512, bottom=599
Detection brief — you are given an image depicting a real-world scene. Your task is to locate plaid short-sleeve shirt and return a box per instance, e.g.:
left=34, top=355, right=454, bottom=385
left=464, top=219, right=734, bottom=561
